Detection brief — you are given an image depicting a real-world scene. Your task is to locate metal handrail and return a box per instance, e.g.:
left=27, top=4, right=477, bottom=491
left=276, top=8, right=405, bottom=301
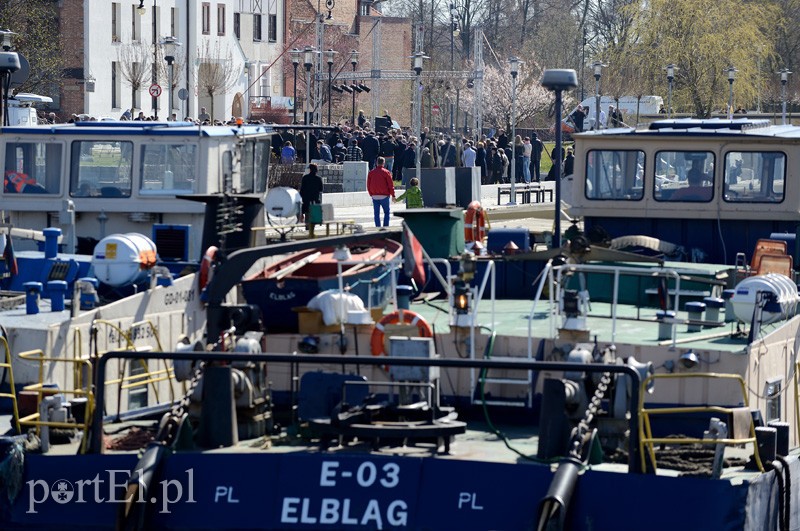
left=0, top=336, right=21, bottom=434
left=638, top=372, right=764, bottom=473
left=88, top=351, right=643, bottom=473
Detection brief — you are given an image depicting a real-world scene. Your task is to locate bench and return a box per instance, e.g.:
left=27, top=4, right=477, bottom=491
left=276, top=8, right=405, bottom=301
left=497, top=183, right=553, bottom=204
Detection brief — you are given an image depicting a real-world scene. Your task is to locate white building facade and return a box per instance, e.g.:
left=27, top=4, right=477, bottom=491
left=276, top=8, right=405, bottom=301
left=81, top=0, right=285, bottom=121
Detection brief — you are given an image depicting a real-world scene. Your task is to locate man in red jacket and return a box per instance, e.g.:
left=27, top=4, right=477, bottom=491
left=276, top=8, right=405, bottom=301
left=367, top=156, right=396, bottom=227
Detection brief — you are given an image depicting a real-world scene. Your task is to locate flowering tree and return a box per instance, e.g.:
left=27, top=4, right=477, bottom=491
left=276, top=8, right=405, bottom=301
left=458, top=60, right=560, bottom=131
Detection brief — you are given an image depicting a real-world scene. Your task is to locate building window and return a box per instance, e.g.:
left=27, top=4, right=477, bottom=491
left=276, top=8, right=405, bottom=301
left=131, top=4, right=141, bottom=41
left=217, top=4, right=226, bottom=35
left=131, top=63, right=141, bottom=109
left=112, top=61, right=119, bottom=109
left=234, top=13, right=240, bottom=39
left=171, top=7, right=177, bottom=36
left=112, top=3, right=120, bottom=42
left=268, top=14, right=277, bottom=42
left=202, top=3, right=211, bottom=35
left=360, top=2, right=371, bottom=16
left=253, top=14, right=262, bottom=41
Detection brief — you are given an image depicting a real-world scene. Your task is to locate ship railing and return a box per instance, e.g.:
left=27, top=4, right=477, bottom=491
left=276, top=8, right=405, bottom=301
left=638, top=372, right=764, bottom=473
left=0, top=336, right=21, bottom=434
left=17, top=349, right=95, bottom=453
left=89, top=319, right=178, bottom=408
left=88, top=351, right=645, bottom=472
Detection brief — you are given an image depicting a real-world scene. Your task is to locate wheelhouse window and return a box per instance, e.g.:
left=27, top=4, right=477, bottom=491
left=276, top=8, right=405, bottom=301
left=723, top=151, right=785, bottom=203
left=584, top=149, right=644, bottom=200
left=70, top=141, right=133, bottom=197
left=140, top=143, right=199, bottom=194
left=654, top=151, right=714, bottom=202
left=236, top=138, right=270, bottom=193
left=3, top=142, right=63, bottom=194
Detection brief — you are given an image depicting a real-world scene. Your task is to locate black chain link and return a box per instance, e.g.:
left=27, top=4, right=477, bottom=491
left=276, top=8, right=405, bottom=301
left=155, top=361, right=206, bottom=447
left=568, top=371, right=611, bottom=461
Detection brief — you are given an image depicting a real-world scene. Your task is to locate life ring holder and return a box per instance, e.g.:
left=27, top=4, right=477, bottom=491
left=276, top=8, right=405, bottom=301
left=370, top=309, right=433, bottom=357
left=464, top=201, right=488, bottom=244
left=198, top=245, right=219, bottom=294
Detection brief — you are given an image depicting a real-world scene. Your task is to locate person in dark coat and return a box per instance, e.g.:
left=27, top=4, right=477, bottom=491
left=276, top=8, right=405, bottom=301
left=393, top=137, right=407, bottom=182
left=361, top=131, right=380, bottom=169
left=530, top=132, right=544, bottom=182
left=401, top=142, right=417, bottom=186
left=299, top=163, right=323, bottom=234
left=475, top=142, right=488, bottom=183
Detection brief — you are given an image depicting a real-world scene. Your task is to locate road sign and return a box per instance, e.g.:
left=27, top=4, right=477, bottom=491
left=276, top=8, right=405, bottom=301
left=432, top=105, right=440, bottom=115
left=149, top=84, right=162, bottom=98
left=177, top=88, right=189, bottom=101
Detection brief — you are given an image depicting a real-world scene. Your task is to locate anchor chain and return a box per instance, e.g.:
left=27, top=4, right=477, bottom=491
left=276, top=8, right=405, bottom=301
left=567, top=371, right=612, bottom=462
left=155, top=360, right=206, bottom=447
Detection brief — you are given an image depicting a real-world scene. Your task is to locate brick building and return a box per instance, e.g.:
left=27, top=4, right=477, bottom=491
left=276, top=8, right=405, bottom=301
left=284, top=0, right=413, bottom=127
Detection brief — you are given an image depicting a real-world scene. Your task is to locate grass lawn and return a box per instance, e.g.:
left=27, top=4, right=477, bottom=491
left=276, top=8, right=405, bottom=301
left=540, top=141, right=574, bottom=176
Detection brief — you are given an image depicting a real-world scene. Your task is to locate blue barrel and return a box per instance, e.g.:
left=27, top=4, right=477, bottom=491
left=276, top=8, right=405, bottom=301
left=396, top=285, right=414, bottom=310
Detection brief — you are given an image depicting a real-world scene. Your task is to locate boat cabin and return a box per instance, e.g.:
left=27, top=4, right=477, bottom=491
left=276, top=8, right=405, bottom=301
left=569, top=119, right=799, bottom=264
left=0, top=121, right=272, bottom=259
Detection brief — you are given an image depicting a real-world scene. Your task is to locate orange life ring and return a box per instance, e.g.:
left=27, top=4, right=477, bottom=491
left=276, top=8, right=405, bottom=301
left=370, top=310, right=433, bottom=356
left=464, top=201, right=487, bottom=243
left=198, top=245, right=218, bottom=292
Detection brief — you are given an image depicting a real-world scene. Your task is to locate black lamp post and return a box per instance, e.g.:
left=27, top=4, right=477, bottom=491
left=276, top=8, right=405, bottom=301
left=350, top=49, right=359, bottom=126
left=665, top=64, right=676, bottom=118
left=303, top=46, right=314, bottom=126
left=161, top=36, right=181, bottom=120
left=781, top=68, right=792, bottom=125
left=592, top=60, right=605, bottom=130
left=325, top=49, right=336, bottom=126
left=0, top=29, right=20, bottom=127
left=727, top=66, right=737, bottom=119
left=413, top=52, right=426, bottom=182
left=541, top=69, right=578, bottom=250
left=291, top=48, right=301, bottom=124
left=509, top=56, right=520, bottom=205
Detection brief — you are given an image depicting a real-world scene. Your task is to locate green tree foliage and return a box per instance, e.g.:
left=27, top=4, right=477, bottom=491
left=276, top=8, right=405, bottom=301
left=0, top=0, right=63, bottom=94
left=625, top=0, right=776, bottom=117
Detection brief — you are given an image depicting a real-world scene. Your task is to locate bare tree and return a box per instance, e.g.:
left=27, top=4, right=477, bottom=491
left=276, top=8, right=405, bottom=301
left=118, top=42, right=152, bottom=112
left=0, top=0, right=62, bottom=95
left=195, top=41, right=241, bottom=121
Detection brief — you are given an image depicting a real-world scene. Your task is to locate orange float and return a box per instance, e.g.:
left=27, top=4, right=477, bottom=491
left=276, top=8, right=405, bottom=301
left=370, top=309, right=433, bottom=356
left=198, top=245, right=219, bottom=293
left=464, top=201, right=487, bottom=244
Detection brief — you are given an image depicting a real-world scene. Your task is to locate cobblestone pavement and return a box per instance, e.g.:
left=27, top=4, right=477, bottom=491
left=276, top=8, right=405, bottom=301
left=289, top=182, right=573, bottom=238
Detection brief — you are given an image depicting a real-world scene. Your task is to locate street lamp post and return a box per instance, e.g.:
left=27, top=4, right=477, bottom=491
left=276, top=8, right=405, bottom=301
left=350, top=50, right=359, bottom=127
left=580, top=27, right=586, bottom=102
left=303, top=46, right=314, bottom=126
left=727, top=66, right=736, bottom=119
left=665, top=64, right=676, bottom=118
left=160, top=36, right=181, bottom=120
left=325, top=49, right=336, bottom=126
left=781, top=69, right=792, bottom=125
left=291, top=49, right=301, bottom=124
left=541, top=69, right=578, bottom=250
left=450, top=3, right=458, bottom=132
left=509, top=57, right=520, bottom=206
left=592, top=61, right=605, bottom=130
left=413, top=52, right=426, bottom=183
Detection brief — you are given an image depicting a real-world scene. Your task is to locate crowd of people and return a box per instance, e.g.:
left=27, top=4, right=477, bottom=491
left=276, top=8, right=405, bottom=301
left=274, top=116, right=554, bottom=186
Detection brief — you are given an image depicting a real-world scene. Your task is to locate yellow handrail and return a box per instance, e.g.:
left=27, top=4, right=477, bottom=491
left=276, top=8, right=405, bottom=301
left=0, top=336, right=21, bottom=434
left=18, top=349, right=95, bottom=453
left=638, top=372, right=764, bottom=473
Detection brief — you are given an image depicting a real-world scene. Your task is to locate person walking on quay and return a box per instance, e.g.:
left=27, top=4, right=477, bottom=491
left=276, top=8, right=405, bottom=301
left=475, top=142, right=487, bottom=183
left=463, top=141, right=476, bottom=168
left=522, top=137, right=532, bottom=183
left=395, top=177, right=424, bottom=208
left=299, top=163, right=323, bottom=235
left=281, top=141, right=296, bottom=164
left=530, top=132, right=544, bottom=182
left=345, top=138, right=363, bottom=161
left=367, top=156, right=396, bottom=227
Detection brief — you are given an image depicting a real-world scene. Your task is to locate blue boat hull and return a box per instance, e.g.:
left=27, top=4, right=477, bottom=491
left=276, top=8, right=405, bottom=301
left=4, top=451, right=789, bottom=530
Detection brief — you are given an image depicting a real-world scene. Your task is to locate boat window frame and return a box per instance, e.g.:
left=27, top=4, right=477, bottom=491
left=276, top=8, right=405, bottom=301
left=69, top=139, right=135, bottom=198
left=138, top=141, right=201, bottom=196
left=652, top=150, right=715, bottom=203
left=2, top=139, right=65, bottom=195
left=583, top=148, right=646, bottom=201
left=722, top=150, right=786, bottom=204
